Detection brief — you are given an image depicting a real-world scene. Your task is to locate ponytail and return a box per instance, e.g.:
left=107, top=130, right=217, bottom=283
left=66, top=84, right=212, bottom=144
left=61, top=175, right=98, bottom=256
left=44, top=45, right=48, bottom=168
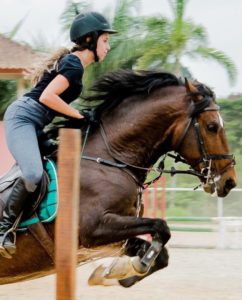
left=31, top=44, right=84, bottom=85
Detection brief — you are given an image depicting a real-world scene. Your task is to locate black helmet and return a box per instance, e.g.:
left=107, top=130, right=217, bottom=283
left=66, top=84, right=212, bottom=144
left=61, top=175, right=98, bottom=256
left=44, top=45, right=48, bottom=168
left=70, top=12, right=117, bottom=43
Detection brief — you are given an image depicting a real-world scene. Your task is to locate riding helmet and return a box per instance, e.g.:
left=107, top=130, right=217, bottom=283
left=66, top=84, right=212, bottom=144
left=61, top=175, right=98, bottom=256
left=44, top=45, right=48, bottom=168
left=70, top=12, right=117, bottom=44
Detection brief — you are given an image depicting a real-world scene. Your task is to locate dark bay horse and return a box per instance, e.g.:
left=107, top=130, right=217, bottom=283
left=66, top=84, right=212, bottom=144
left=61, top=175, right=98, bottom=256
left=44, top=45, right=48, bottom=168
left=0, top=70, right=236, bottom=286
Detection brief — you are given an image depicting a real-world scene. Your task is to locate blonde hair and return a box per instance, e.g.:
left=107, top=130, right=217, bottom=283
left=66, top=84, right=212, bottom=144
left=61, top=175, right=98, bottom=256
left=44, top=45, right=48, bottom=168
left=31, top=45, right=84, bottom=85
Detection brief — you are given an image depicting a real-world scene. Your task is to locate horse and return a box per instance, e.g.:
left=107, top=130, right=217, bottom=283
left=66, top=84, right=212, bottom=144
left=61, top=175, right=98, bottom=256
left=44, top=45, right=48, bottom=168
left=0, top=69, right=236, bottom=287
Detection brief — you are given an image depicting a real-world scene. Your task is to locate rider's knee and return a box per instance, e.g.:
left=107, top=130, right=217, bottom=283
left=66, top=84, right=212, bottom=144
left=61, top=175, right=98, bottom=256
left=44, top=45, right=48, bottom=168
left=23, top=171, right=43, bottom=192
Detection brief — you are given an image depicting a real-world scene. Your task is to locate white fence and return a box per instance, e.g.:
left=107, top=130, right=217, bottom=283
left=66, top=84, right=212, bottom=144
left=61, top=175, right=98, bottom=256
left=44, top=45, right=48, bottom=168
left=145, top=187, right=242, bottom=249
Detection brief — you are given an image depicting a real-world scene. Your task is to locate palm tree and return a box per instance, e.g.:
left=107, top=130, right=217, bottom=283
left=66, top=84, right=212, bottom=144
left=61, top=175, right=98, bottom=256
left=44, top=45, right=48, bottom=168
left=137, top=0, right=237, bottom=84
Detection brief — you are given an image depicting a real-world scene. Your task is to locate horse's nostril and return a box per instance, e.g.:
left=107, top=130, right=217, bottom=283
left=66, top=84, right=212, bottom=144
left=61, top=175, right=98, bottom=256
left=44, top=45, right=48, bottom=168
left=225, top=178, right=236, bottom=191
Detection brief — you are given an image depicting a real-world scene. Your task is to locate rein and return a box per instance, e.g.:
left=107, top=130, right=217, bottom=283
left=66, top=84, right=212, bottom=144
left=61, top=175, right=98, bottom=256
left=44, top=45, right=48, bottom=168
left=81, top=122, right=201, bottom=189
left=81, top=124, right=145, bottom=187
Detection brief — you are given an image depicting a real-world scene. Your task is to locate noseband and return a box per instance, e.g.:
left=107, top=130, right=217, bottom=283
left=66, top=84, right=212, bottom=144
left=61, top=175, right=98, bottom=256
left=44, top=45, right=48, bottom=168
left=174, top=96, right=235, bottom=185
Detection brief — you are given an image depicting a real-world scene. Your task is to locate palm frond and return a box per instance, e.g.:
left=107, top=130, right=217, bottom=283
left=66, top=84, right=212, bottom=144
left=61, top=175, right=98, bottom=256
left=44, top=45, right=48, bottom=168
left=60, top=0, right=91, bottom=34
left=6, top=15, right=27, bottom=38
left=193, top=47, right=237, bottom=84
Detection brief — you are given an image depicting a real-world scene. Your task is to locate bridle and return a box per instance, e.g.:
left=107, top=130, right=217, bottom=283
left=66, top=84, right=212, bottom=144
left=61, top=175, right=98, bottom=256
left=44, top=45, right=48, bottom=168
left=170, top=95, right=235, bottom=187
left=81, top=94, right=235, bottom=189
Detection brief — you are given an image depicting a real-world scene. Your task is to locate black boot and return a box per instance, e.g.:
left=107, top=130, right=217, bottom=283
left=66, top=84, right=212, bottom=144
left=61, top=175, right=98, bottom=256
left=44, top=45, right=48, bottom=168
left=0, top=177, right=30, bottom=258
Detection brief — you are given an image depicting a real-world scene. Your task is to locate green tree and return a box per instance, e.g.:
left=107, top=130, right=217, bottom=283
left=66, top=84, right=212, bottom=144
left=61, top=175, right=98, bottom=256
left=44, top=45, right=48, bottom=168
left=219, top=97, right=242, bottom=153
left=0, top=81, right=17, bottom=119
left=138, top=0, right=237, bottom=85
left=0, top=17, right=26, bottom=119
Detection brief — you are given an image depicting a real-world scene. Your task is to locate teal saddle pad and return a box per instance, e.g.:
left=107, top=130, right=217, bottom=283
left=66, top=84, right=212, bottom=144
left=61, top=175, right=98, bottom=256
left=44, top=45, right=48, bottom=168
left=18, top=158, right=58, bottom=231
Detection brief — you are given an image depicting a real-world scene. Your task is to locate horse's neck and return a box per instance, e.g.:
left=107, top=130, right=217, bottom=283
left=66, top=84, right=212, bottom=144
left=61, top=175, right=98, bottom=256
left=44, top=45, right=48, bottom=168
left=102, top=88, right=185, bottom=167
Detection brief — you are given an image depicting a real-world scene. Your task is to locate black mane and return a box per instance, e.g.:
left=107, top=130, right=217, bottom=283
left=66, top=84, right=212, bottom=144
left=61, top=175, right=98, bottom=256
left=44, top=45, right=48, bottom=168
left=85, top=69, right=180, bottom=115
left=191, top=80, right=216, bottom=116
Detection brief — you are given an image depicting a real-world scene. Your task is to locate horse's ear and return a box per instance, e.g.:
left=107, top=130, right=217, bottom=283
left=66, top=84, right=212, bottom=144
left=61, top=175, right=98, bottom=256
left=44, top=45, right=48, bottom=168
left=185, top=78, right=198, bottom=94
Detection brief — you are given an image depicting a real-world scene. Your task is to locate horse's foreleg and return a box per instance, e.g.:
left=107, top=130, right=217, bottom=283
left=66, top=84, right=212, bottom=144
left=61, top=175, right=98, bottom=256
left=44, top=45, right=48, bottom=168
left=80, top=214, right=170, bottom=248
left=84, top=214, right=171, bottom=286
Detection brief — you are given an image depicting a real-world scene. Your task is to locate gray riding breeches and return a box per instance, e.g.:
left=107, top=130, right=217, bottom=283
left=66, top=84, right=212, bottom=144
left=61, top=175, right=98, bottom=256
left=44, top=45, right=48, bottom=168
left=3, top=97, right=54, bottom=192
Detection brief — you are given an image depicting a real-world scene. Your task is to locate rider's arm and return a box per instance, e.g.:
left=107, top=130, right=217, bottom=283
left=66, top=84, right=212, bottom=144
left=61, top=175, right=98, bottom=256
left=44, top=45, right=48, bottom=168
left=39, top=74, right=83, bottom=119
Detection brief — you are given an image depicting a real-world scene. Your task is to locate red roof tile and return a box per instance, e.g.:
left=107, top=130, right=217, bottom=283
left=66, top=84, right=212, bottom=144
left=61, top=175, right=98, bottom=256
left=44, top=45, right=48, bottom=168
left=0, top=35, right=41, bottom=69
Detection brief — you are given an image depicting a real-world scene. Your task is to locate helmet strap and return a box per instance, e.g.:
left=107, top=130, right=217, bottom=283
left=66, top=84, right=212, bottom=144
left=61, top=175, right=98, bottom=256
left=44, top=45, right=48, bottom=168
left=88, top=31, right=100, bottom=62
left=93, top=48, right=99, bottom=62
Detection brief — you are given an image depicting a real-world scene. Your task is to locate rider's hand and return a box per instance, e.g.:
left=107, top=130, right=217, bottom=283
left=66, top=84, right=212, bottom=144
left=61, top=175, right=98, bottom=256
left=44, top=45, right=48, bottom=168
left=74, top=110, right=85, bottom=119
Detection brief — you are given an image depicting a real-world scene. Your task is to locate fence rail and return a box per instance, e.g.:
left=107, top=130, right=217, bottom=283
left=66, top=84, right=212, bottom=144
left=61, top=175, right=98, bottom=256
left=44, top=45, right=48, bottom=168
left=144, top=184, right=242, bottom=249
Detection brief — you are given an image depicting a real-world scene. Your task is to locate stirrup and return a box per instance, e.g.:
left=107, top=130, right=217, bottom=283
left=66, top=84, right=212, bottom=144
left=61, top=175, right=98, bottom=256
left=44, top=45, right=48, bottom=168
left=0, top=212, right=22, bottom=259
left=0, top=229, right=17, bottom=259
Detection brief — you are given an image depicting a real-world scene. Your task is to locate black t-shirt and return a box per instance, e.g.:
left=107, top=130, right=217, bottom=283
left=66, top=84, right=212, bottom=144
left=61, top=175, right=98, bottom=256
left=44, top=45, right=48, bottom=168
left=24, top=54, right=84, bottom=110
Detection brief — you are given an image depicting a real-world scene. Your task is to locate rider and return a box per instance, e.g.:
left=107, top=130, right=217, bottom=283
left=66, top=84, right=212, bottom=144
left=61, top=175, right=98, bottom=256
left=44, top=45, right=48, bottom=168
left=0, top=12, right=117, bottom=257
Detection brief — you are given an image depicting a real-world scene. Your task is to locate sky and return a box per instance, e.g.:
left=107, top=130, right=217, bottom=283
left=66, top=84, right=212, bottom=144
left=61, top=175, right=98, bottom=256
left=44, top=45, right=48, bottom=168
left=0, top=0, right=241, bottom=98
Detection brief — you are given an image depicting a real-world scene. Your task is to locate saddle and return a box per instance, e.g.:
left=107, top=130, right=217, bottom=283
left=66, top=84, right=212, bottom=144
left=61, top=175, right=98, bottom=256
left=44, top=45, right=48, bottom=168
left=0, top=133, right=58, bottom=260
left=0, top=164, right=22, bottom=220
left=0, top=124, right=58, bottom=220
left=1, top=161, right=58, bottom=218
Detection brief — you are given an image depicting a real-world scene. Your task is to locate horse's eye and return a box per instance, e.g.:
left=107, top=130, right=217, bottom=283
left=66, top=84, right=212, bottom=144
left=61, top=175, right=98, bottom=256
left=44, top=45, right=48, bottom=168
left=207, top=123, right=218, bottom=133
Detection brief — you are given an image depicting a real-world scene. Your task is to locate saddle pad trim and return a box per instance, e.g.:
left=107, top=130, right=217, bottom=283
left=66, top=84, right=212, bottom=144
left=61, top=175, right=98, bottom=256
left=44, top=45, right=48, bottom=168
left=40, top=158, right=59, bottom=223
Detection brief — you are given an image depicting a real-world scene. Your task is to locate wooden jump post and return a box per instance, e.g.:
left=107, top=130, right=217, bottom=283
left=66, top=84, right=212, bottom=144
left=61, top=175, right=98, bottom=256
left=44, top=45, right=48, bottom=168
left=55, top=128, right=81, bottom=300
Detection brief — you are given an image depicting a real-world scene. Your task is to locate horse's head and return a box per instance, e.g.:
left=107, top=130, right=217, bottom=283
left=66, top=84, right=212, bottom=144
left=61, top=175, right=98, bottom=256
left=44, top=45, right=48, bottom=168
left=175, top=79, right=236, bottom=197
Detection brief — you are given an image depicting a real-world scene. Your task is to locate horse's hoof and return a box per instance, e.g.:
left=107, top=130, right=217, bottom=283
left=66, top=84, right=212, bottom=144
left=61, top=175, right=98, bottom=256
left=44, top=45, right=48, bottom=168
left=88, top=264, right=105, bottom=285
left=88, top=256, right=147, bottom=284
left=104, top=256, right=147, bottom=280
left=104, top=256, right=134, bottom=279
left=88, top=265, right=119, bottom=286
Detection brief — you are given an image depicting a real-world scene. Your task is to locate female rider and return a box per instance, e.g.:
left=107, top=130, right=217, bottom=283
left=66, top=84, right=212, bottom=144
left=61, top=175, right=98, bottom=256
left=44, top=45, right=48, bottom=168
left=0, top=12, right=117, bottom=257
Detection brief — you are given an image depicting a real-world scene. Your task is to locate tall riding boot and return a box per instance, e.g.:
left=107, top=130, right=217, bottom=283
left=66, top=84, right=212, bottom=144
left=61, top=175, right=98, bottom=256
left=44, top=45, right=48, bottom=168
left=0, top=177, right=30, bottom=258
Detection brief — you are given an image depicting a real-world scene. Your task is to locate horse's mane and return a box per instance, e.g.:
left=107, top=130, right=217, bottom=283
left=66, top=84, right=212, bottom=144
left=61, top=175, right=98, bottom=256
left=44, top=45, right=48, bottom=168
left=85, top=69, right=180, bottom=116
left=46, top=71, right=215, bottom=140
left=191, top=80, right=216, bottom=116
left=193, top=80, right=214, bottom=98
